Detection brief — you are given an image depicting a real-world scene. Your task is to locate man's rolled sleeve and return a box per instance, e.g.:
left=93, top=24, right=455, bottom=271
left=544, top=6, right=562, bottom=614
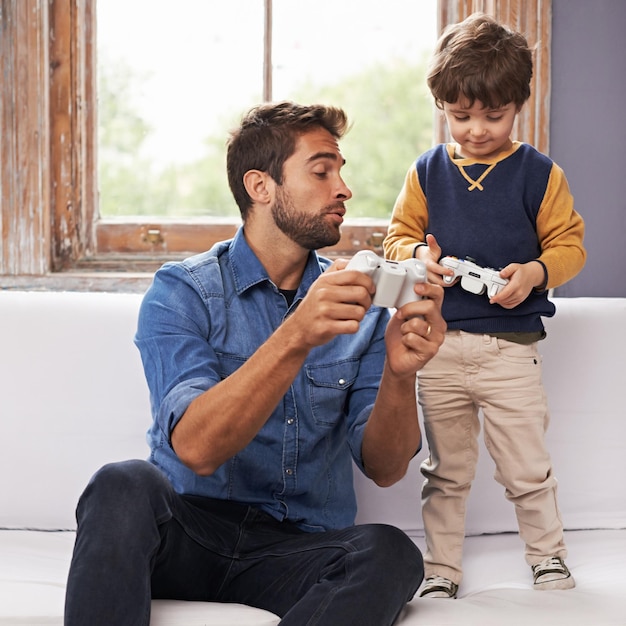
left=135, top=264, right=221, bottom=440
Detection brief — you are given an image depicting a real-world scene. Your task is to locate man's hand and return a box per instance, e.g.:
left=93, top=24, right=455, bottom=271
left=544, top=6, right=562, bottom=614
left=384, top=281, right=446, bottom=377
left=285, top=259, right=379, bottom=349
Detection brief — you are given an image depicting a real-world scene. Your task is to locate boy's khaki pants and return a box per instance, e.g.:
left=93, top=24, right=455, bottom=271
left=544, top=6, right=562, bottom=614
left=417, top=330, right=567, bottom=584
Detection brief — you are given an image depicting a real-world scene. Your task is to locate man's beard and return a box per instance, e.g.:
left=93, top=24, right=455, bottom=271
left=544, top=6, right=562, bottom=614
left=271, top=188, right=342, bottom=250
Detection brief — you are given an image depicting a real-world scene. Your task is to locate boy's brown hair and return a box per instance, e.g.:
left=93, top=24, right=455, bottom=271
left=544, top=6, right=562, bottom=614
left=427, top=13, right=533, bottom=110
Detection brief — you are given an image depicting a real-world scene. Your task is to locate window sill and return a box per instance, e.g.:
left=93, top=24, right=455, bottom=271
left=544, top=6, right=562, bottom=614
left=95, top=217, right=389, bottom=257
left=1, top=217, right=390, bottom=293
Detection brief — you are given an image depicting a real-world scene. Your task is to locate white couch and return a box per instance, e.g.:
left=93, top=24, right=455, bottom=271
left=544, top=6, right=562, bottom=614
left=1, top=290, right=625, bottom=625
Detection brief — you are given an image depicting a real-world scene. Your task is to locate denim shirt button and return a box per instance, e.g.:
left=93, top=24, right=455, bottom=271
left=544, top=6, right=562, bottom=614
left=338, top=378, right=346, bottom=385
left=287, top=418, right=294, bottom=425
left=285, top=468, right=293, bottom=475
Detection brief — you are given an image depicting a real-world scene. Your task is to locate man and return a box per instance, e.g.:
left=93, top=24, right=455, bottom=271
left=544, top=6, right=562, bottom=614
left=64, top=101, right=446, bottom=625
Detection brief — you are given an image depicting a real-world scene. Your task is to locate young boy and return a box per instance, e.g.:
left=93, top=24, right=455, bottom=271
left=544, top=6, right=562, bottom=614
left=383, top=13, right=586, bottom=599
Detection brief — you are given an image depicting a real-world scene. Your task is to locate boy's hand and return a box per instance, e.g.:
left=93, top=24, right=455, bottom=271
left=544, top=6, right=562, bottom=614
left=490, top=261, right=546, bottom=308
left=415, top=234, right=456, bottom=285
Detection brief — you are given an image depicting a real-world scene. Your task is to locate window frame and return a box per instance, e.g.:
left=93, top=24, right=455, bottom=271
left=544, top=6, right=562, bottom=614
left=0, top=0, right=551, bottom=290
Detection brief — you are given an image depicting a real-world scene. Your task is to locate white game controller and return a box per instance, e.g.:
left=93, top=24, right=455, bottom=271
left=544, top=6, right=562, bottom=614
left=346, top=250, right=427, bottom=309
left=440, top=256, right=509, bottom=298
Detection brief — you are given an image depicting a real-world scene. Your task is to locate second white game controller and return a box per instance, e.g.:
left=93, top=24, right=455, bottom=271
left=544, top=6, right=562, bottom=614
left=346, top=250, right=427, bottom=309
left=440, top=256, right=509, bottom=298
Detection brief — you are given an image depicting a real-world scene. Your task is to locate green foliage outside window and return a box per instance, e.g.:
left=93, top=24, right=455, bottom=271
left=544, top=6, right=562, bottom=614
left=98, top=55, right=434, bottom=220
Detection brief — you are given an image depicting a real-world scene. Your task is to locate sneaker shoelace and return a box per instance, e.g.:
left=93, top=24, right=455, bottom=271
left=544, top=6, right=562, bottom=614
left=533, top=556, right=568, bottom=578
left=426, top=576, right=456, bottom=591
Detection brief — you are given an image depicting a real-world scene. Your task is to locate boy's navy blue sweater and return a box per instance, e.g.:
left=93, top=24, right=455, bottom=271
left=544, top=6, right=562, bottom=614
left=384, top=142, right=586, bottom=335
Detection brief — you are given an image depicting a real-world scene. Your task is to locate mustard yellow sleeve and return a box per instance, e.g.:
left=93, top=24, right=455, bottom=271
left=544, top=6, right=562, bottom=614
left=536, top=163, right=587, bottom=289
left=383, top=165, right=430, bottom=261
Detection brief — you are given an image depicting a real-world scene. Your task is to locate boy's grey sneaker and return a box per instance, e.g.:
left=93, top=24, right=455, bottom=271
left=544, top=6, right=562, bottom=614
left=532, top=556, right=575, bottom=590
left=419, top=575, right=458, bottom=598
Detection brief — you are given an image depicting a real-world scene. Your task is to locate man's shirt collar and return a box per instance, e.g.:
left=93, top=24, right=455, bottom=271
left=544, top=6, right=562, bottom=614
left=228, top=226, right=328, bottom=298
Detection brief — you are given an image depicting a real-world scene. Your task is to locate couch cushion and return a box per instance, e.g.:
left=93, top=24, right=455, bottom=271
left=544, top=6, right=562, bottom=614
left=0, top=291, right=149, bottom=530
left=0, top=531, right=280, bottom=625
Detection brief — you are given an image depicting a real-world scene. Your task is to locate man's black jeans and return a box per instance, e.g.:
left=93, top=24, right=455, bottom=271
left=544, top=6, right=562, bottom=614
left=64, top=460, right=423, bottom=625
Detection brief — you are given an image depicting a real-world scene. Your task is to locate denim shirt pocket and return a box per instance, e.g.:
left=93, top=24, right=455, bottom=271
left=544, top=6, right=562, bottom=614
left=216, top=352, right=247, bottom=379
left=305, top=359, right=359, bottom=427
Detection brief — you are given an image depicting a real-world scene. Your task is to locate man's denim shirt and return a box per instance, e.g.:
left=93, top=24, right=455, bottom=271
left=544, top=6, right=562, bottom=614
left=135, top=227, right=391, bottom=532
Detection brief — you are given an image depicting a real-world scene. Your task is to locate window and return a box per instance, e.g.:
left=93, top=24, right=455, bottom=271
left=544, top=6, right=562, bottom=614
left=0, top=0, right=551, bottom=290
left=95, top=0, right=437, bottom=267
left=97, top=1, right=436, bottom=222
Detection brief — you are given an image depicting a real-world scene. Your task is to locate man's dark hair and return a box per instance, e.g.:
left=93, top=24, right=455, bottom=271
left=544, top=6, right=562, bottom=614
left=427, top=13, right=534, bottom=110
left=227, top=101, right=349, bottom=220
